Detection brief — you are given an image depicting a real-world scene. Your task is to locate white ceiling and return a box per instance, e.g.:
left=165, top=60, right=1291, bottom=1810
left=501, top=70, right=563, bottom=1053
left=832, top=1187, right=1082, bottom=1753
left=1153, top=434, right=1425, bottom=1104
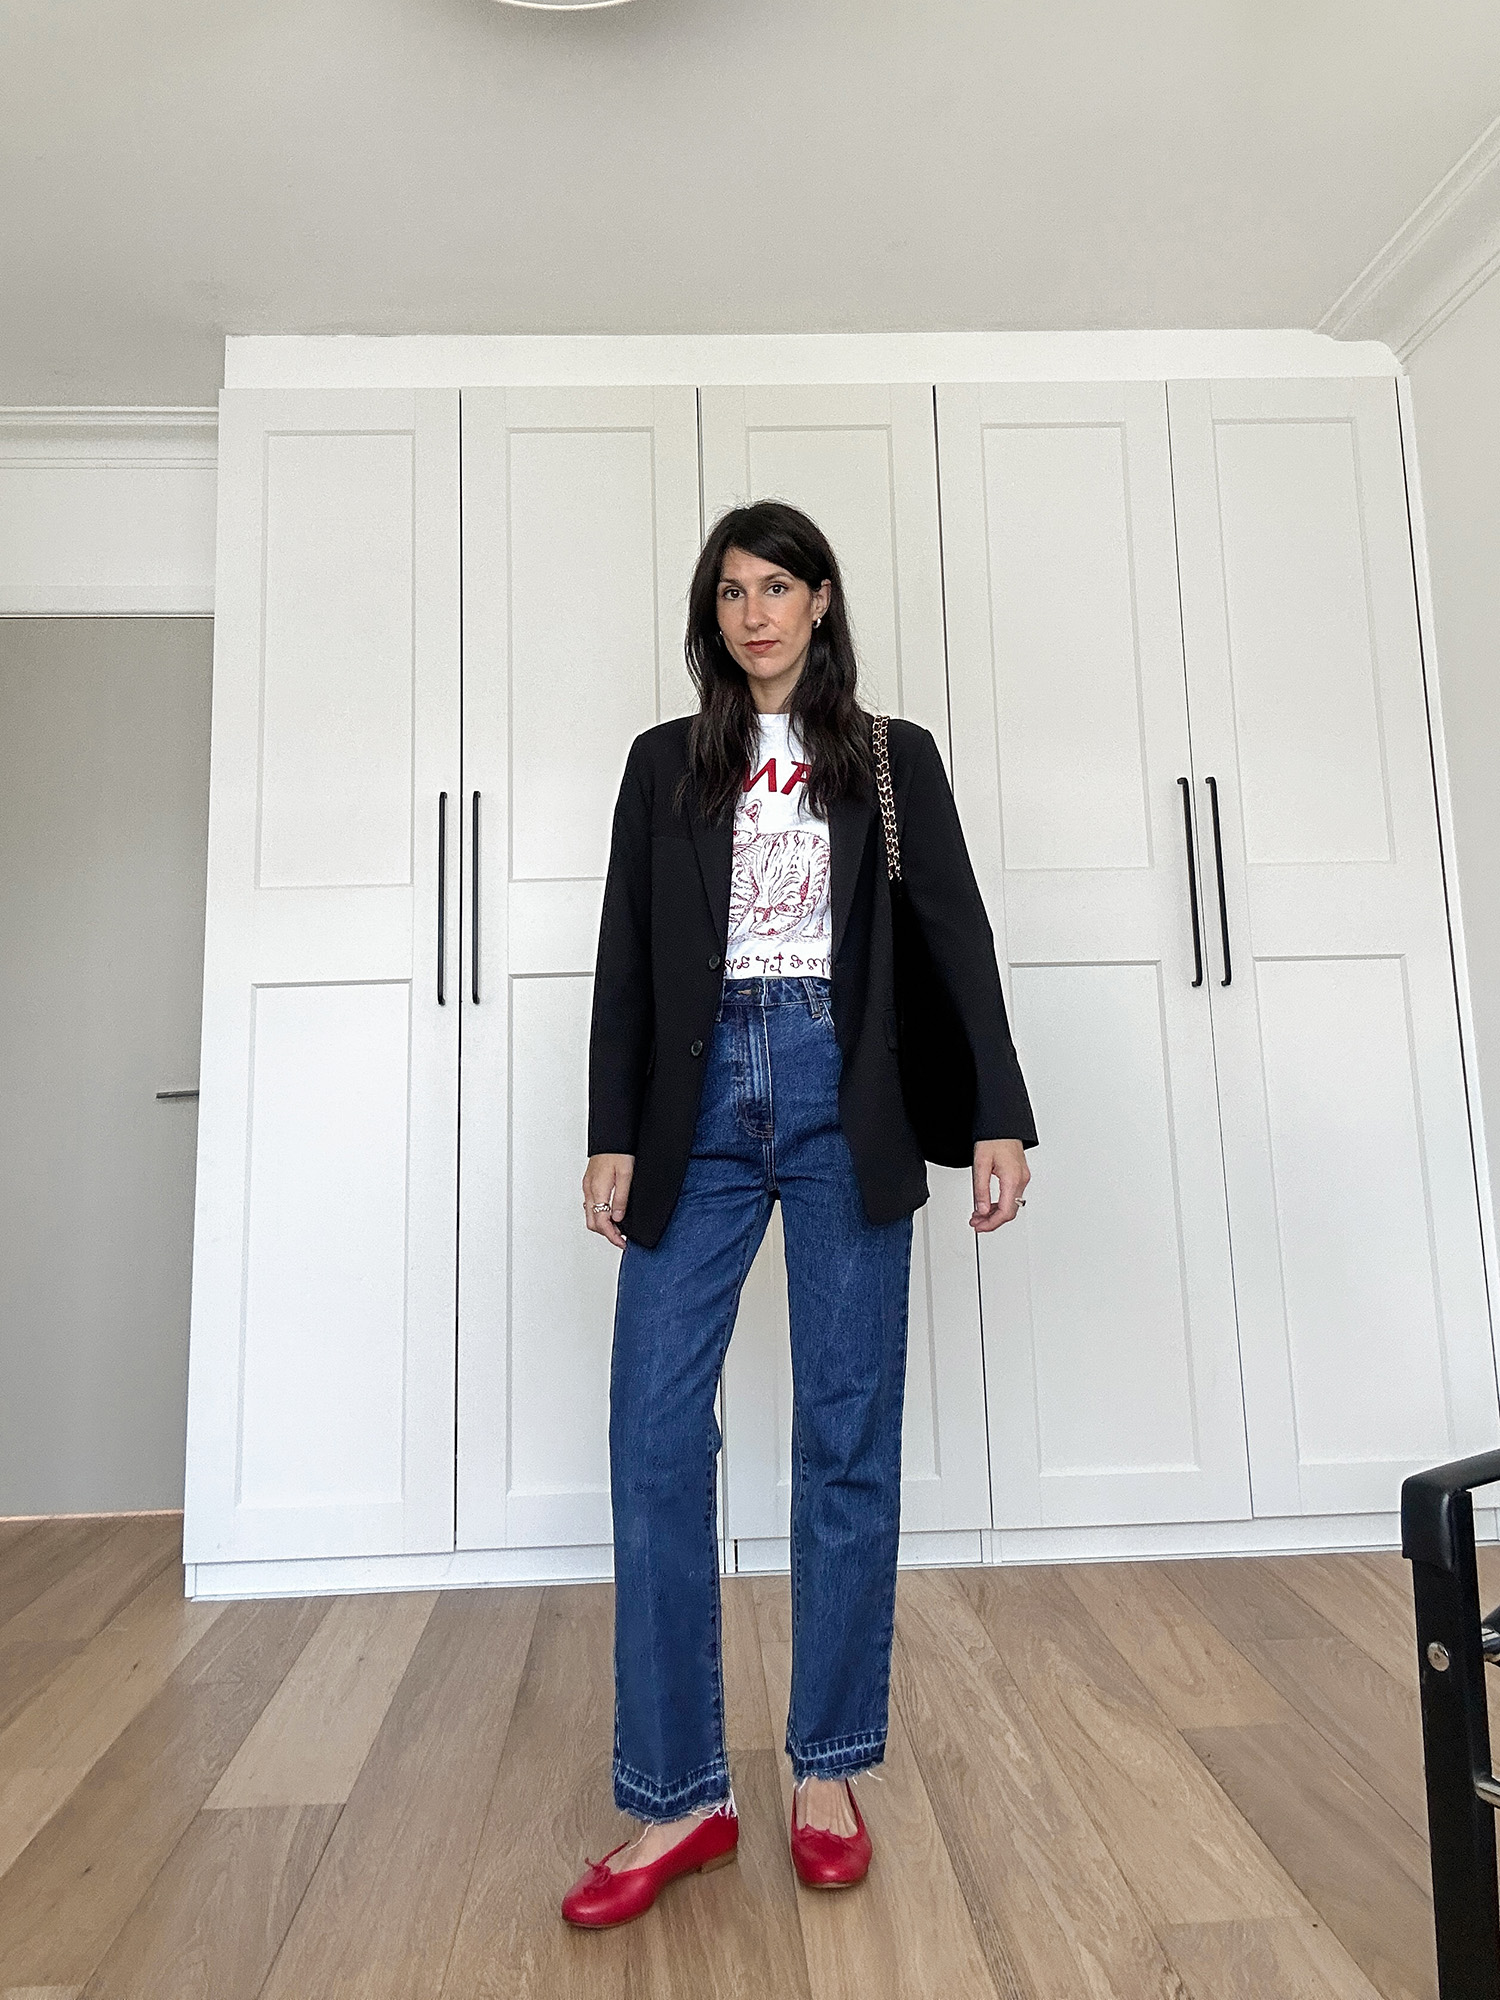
left=3, top=0, right=1499, bottom=405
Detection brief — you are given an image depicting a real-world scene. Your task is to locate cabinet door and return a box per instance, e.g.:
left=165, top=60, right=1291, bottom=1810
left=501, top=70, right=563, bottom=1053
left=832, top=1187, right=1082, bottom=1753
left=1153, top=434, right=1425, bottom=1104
left=938, top=381, right=1252, bottom=1529
left=1171, top=377, right=1497, bottom=1515
left=700, top=384, right=993, bottom=1551
left=457, top=387, right=702, bottom=1551
left=184, top=390, right=460, bottom=1563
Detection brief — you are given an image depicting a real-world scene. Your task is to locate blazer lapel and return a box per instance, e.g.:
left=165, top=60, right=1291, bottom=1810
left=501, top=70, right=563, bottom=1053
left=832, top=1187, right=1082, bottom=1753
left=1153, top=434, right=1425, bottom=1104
left=689, top=795, right=733, bottom=948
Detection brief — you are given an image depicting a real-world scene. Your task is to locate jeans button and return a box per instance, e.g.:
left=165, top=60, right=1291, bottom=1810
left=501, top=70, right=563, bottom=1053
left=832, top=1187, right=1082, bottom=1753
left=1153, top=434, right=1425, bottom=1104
left=707, top=952, right=721, bottom=969
left=690, top=1038, right=704, bottom=1056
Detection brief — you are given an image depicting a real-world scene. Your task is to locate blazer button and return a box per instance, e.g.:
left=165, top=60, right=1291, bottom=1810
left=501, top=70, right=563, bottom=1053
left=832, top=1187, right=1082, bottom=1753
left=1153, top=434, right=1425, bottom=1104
left=707, top=952, right=721, bottom=969
left=690, top=1038, right=704, bottom=1056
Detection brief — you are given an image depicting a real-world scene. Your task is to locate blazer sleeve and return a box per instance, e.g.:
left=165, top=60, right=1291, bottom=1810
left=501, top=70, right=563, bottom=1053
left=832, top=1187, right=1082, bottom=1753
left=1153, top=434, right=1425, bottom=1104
left=587, top=741, right=654, bottom=1156
left=899, top=727, right=1038, bottom=1148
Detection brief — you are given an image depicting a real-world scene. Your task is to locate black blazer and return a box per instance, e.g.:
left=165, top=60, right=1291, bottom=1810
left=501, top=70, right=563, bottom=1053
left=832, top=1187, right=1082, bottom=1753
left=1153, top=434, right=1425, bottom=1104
left=587, top=714, right=1036, bottom=1249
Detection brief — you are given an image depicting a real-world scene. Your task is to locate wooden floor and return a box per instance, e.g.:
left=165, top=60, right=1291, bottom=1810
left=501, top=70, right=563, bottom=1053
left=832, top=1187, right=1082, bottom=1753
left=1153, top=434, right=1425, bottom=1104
left=0, top=1518, right=1487, bottom=1999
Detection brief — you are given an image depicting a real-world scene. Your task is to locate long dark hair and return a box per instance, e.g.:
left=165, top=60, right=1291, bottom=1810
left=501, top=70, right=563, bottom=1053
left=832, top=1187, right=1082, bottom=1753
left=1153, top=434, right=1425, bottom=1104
left=676, top=500, right=874, bottom=825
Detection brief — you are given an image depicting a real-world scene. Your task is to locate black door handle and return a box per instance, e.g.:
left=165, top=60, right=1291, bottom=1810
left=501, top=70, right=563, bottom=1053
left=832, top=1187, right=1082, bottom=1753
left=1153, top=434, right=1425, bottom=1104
left=1205, top=775, right=1232, bottom=987
left=437, top=792, right=448, bottom=1006
left=471, top=791, right=481, bottom=1005
left=1178, top=777, right=1204, bottom=989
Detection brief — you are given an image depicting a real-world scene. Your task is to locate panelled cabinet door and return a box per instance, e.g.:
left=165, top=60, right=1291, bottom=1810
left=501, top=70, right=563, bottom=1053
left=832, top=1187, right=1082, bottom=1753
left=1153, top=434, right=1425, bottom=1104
left=457, top=387, right=702, bottom=1551
left=1170, top=377, right=1498, bottom=1515
left=938, top=382, right=1252, bottom=1530
left=700, top=384, right=994, bottom=1555
left=183, top=389, right=461, bottom=1563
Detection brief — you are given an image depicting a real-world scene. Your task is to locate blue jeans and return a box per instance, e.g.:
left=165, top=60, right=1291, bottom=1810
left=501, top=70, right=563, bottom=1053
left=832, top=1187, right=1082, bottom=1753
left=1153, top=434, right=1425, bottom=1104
left=608, top=974, right=915, bottom=1822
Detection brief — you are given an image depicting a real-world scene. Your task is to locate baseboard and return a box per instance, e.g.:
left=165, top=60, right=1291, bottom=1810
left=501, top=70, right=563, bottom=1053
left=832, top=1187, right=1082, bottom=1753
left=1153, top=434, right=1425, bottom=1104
left=185, top=1541, right=617, bottom=1600
left=183, top=1509, right=1495, bottom=1601
left=0, top=1507, right=184, bottom=1524
left=983, top=1508, right=1500, bottom=1565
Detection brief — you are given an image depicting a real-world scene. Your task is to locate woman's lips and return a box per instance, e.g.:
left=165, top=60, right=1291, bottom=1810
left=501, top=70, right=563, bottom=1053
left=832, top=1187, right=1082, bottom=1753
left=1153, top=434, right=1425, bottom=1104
left=744, top=640, right=777, bottom=652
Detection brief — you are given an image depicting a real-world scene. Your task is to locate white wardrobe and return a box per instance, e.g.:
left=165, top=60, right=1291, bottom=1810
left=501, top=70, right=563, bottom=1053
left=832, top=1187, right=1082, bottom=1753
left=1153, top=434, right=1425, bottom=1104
left=183, top=340, right=1498, bottom=1597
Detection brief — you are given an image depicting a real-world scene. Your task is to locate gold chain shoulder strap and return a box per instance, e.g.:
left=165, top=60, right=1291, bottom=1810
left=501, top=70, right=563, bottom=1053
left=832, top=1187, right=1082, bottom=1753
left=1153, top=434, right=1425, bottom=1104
left=872, top=712, right=902, bottom=883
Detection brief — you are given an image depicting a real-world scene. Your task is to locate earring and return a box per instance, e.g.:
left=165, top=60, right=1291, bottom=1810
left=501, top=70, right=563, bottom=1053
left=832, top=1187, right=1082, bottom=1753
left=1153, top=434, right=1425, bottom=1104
left=813, top=616, right=823, bottom=629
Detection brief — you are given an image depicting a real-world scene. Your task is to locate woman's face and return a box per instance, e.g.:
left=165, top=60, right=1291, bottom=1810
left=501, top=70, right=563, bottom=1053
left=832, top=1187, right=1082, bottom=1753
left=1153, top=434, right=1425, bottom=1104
left=716, top=546, right=831, bottom=707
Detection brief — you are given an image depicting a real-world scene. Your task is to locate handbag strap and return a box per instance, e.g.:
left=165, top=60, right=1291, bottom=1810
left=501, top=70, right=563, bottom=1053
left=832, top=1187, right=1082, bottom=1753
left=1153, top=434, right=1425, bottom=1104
left=872, top=713, right=902, bottom=883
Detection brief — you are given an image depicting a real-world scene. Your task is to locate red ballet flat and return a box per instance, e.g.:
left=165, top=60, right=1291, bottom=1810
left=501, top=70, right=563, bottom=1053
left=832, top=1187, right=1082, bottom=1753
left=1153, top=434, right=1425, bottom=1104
left=790, top=1780, right=872, bottom=1888
left=560, top=1807, right=739, bottom=1929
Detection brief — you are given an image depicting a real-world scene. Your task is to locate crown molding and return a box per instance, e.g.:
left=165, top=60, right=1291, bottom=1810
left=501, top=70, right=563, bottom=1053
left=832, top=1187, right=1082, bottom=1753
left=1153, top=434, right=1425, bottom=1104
left=223, top=328, right=1399, bottom=389
left=1319, top=114, right=1500, bottom=359
left=0, top=407, right=218, bottom=617
left=0, top=406, right=217, bottom=469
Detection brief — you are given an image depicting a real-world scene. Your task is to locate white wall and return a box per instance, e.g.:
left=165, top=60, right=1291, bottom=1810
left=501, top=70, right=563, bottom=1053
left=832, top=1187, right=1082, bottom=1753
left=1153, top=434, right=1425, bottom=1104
left=1405, top=275, right=1500, bottom=1256
left=0, top=619, right=212, bottom=1513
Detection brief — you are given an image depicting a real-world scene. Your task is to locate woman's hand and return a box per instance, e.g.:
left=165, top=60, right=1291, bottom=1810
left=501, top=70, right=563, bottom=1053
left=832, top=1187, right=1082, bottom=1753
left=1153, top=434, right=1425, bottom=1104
left=584, top=1153, right=635, bottom=1249
left=971, top=1139, right=1029, bottom=1232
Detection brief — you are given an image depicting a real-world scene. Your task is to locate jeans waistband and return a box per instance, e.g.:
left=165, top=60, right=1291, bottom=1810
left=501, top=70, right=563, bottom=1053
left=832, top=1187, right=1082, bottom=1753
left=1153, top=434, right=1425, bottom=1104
left=715, top=974, right=831, bottom=1018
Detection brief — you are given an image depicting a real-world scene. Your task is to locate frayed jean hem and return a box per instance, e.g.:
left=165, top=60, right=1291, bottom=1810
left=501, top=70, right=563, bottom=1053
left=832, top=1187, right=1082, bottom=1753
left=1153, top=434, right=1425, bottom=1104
left=786, top=1729, right=887, bottom=1783
left=614, top=1756, right=733, bottom=1824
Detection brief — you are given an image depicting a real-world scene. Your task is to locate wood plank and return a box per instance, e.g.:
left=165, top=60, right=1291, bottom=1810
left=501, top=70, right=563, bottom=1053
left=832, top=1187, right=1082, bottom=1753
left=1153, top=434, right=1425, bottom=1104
left=1063, top=1561, right=1290, bottom=1730
left=0, top=1596, right=328, bottom=1990
left=1184, top=1718, right=1437, bottom=2000
left=0, top=1522, right=114, bottom=1631
left=259, top=1587, right=540, bottom=2000
left=77, top=1805, right=338, bottom=2000
left=444, top=1584, right=690, bottom=1998
left=0, top=1645, right=81, bottom=1736
left=722, top=1573, right=775, bottom=1756
left=206, top=1590, right=436, bottom=1807
left=1169, top=1557, right=1326, bottom=1646
left=1259, top=1637, right=1427, bottom=1836
left=961, top=1567, right=1382, bottom=1996
left=1162, top=1918, right=1384, bottom=2000
left=962, top=1566, right=1277, bottom=1924
left=891, top=1569, right=1187, bottom=2000
left=440, top=1579, right=636, bottom=1999
left=1172, top=1558, right=1428, bottom=1835
left=1266, top=1553, right=1417, bottom=1689
left=0, top=1521, right=180, bottom=1645
left=753, top=1572, right=996, bottom=2000
left=637, top=1749, right=814, bottom=2000
left=0, top=1566, right=223, bottom=1875
left=0, top=1516, right=57, bottom=1560
left=445, top=1581, right=811, bottom=2000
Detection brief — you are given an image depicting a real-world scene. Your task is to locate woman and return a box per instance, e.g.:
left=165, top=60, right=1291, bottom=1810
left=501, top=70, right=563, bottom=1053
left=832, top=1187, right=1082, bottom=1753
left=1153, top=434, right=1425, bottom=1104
left=563, top=500, right=1035, bottom=1929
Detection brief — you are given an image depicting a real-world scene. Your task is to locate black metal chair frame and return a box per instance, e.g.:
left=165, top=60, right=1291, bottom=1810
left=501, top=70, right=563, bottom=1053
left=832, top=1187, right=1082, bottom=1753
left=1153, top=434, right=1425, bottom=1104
left=1403, top=1449, right=1500, bottom=1999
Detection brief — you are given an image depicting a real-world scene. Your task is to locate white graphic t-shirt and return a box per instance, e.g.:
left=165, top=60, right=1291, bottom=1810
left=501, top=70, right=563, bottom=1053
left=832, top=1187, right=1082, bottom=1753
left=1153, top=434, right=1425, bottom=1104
left=725, top=714, right=832, bottom=979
